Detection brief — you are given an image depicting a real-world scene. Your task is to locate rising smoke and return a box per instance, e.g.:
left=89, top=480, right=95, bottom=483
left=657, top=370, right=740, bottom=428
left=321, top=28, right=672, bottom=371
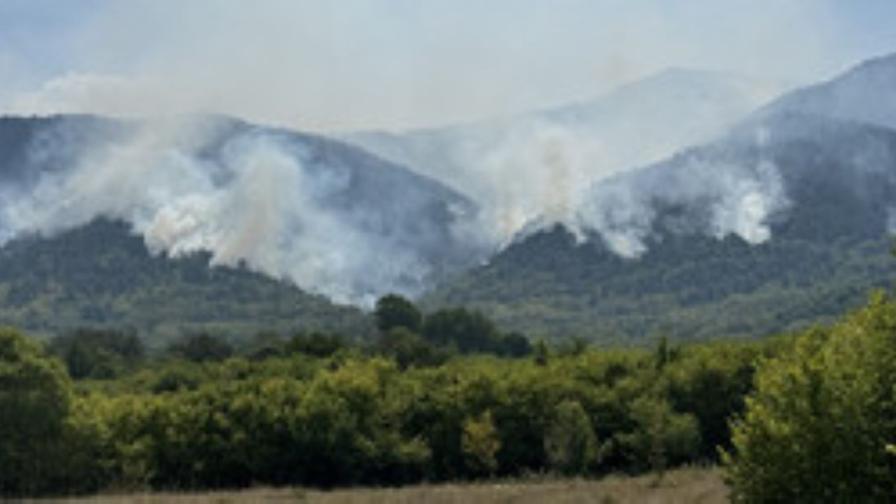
left=0, top=86, right=795, bottom=308
left=0, top=117, right=476, bottom=305
left=576, top=128, right=790, bottom=257
left=0, top=0, right=876, bottom=306
left=350, top=68, right=784, bottom=254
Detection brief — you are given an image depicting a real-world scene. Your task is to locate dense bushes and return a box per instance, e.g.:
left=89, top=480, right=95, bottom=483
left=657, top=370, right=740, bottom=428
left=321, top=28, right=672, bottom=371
left=8, top=292, right=895, bottom=498
left=49, top=328, right=144, bottom=379
left=0, top=218, right=374, bottom=342
left=724, top=292, right=896, bottom=501
left=0, top=328, right=74, bottom=496
left=1, top=326, right=767, bottom=496
left=375, top=295, right=533, bottom=361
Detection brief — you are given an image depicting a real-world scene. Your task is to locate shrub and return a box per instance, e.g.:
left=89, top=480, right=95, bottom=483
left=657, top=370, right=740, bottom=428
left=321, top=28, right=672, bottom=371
left=0, top=328, right=73, bottom=496
left=544, top=399, right=598, bottom=474
left=724, top=293, right=896, bottom=502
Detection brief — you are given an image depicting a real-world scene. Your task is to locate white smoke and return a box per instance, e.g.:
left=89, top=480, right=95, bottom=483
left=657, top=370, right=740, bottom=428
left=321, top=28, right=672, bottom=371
left=576, top=128, right=790, bottom=257
left=0, top=118, right=447, bottom=306
left=346, top=67, right=783, bottom=252
left=408, top=118, right=792, bottom=259
left=0, top=106, right=796, bottom=309
left=456, top=122, right=610, bottom=246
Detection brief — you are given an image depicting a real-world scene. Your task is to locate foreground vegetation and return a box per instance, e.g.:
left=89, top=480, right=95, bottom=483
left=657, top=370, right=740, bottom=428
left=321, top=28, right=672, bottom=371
left=2, top=292, right=895, bottom=500
left=0, top=299, right=768, bottom=497
left=724, top=291, right=896, bottom=501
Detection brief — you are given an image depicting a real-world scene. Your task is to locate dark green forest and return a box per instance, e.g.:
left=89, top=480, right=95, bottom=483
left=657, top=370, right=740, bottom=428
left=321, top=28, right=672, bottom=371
left=3, top=292, right=894, bottom=501
left=425, top=111, right=896, bottom=342
left=425, top=223, right=896, bottom=344
left=0, top=219, right=373, bottom=344
left=6, top=215, right=896, bottom=353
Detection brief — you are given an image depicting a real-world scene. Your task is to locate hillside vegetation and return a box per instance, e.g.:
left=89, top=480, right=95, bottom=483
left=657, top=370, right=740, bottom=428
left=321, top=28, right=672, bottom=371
left=0, top=219, right=373, bottom=345
left=425, top=111, right=896, bottom=342
left=425, top=224, right=896, bottom=342
left=424, top=55, right=896, bottom=342
left=0, top=113, right=483, bottom=309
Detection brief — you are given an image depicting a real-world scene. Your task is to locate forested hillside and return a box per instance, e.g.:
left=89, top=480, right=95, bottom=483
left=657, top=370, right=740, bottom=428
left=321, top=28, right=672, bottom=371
left=344, top=68, right=766, bottom=210
left=0, top=218, right=373, bottom=344
left=0, top=114, right=483, bottom=306
left=425, top=224, right=895, bottom=342
left=425, top=57, right=896, bottom=342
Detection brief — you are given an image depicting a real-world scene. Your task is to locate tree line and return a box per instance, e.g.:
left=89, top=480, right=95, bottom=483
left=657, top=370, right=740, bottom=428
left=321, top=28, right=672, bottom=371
left=1, top=293, right=894, bottom=500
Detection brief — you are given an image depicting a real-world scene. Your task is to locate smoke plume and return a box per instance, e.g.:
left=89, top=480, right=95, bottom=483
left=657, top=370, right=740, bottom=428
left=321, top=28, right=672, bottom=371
left=0, top=117, right=474, bottom=305
left=576, top=130, right=790, bottom=257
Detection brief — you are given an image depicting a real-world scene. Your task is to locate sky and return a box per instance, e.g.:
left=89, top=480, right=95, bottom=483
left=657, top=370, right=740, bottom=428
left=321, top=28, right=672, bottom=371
left=1, top=0, right=896, bottom=132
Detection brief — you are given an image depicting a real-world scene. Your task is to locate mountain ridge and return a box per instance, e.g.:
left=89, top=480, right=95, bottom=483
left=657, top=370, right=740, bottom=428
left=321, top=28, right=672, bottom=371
left=761, top=52, right=896, bottom=130
left=0, top=113, right=484, bottom=305
left=0, top=217, right=374, bottom=344
left=422, top=53, right=896, bottom=341
left=342, top=68, right=771, bottom=244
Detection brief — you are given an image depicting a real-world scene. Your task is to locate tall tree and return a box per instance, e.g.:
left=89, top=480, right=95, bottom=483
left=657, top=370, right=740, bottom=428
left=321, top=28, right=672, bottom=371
left=374, top=294, right=422, bottom=333
left=0, top=328, right=73, bottom=496
left=422, top=308, right=498, bottom=353
left=725, top=293, right=896, bottom=501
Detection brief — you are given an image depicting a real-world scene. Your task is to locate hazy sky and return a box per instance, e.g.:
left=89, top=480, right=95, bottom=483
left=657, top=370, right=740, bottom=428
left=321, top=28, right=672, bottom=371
left=1, top=0, right=895, bottom=131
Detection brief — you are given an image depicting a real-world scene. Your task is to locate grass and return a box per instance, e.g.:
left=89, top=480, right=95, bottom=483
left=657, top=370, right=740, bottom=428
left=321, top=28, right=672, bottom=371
left=23, top=467, right=728, bottom=504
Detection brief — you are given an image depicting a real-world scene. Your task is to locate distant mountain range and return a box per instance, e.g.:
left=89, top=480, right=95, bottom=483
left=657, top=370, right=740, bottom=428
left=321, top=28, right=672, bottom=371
left=2, top=54, right=896, bottom=344
left=0, top=114, right=477, bottom=341
left=423, top=53, right=896, bottom=342
left=346, top=68, right=772, bottom=186
left=343, top=68, right=774, bottom=242
left=763, top=52, right=896, bottom=130
left=0, top=113, right=484, bottom=297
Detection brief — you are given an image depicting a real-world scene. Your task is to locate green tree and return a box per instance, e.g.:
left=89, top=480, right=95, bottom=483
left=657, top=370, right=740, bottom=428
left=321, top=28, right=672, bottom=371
left=243, top=330, right=285, bottom=360
left=49, top=328, right=144, bottom=379
left=655, top=335, right=670, bottom=370
left=167, top=333, right=234, bottom=362
left=422, top=308, right=499, bottom=353
left=663, top=342, right=758, bottom=459
left=378, top=327, right=448, bottom=369
left=533, top=339, right=549, bottom=366
left=374, top=294, right=422, bottom=333
left=724, top=293, right=896, bottom=501
left=462, top=410, right=501, bottom=476
left=617, top=396, right=701, bottom=474
left=286, top=331, right=345, bottom=358
left=497, top=332, right=533, bottom=357
left=544, top=400, right=598, bottom=475
left=0, top=328, right=73, bottom=496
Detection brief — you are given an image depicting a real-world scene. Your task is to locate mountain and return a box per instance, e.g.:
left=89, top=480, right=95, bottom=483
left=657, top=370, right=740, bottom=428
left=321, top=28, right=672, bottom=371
left=537, top=67, right=771, bottom=147
left=0, top=114, right=483, bottom=306
left=423, top=55, right=896, bottom=342
left=343, top=69, right=773, bottom=242
left=0, top=218, right=373, bottom=344
left=764, top=52, right=896, bottom=130
left=347, top=68, right=771, bottom=183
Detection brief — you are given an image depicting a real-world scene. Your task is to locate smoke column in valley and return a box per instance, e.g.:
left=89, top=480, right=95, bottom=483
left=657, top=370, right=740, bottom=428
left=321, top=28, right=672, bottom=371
left=0, top=117, right=467, bottom=306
